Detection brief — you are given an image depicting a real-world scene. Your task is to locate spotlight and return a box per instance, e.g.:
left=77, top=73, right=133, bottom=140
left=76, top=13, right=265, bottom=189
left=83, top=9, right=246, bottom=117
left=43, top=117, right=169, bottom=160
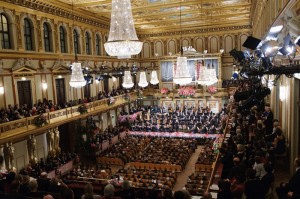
left=261, top=40, right=279, bottom=57
left=229, top=49, right=245, bottom=62
left=242, top=36, right=261, bottom=50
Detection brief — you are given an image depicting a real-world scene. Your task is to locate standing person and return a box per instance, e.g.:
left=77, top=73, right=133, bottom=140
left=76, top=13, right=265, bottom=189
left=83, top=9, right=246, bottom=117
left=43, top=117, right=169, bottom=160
left=276, top=157, right=300, bottom=199
left=263, top=106, right=273, bottom=135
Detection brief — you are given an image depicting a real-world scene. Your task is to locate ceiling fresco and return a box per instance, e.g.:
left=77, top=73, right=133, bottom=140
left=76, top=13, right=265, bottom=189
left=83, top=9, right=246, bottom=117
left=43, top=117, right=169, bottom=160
left=55, top=0, right=252, bottom=34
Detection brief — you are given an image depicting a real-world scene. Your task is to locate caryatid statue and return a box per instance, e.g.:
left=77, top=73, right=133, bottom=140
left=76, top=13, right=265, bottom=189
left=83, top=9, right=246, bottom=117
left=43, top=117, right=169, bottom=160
left=3, top=142, right=14, bottom=170
left=53, top=127, right=61, bottom=155
left=27, top=134, right=37, bottom=164
left=46, top=129, right=55, bottom=157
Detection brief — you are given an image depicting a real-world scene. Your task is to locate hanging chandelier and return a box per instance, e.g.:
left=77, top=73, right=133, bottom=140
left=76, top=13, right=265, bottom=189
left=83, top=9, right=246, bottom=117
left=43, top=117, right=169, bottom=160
left=69, top=62, right=86, bottom=88
left=173, top=1, right=192, bottom=86
left=122, top=70, right=134, bottom=88
left=104, top=0, right=143, bottom=59
left=138, top=71, right=148, bottom=87
left=150, top=70, right=159, bottom=85
left=197, top=66, right=211, bottom=86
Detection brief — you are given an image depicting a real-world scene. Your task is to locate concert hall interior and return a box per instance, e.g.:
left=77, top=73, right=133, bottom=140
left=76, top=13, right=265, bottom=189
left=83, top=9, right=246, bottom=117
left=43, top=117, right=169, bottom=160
left=0, top=0, right=300, bottom=199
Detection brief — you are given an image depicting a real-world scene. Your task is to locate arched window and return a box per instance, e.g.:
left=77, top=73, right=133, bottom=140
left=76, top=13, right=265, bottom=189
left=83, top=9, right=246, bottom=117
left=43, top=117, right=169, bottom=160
left=59, top=26, right=67, bottom=53
left=43, top=22, right=52, bottom=52
left=24, top=18, right=33, bottom=51
left=95, top=34, right=101, bottom=55
left=73, top=29, right=79, bottom=54
left=85, top=32, right=91, bottom=55
left=0, top=13, right=11, bottom=49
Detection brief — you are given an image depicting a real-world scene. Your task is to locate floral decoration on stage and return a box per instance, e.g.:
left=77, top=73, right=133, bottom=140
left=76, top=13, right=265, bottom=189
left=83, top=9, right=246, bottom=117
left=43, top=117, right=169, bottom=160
left=178, top=86, right=195, bottom=98
left=77, top=104, right=88, bottom=114
left=161, top=87, right=169, bottom=95
left=118, top=112, right=142, bottom=123
left=207, top=86, right=217, bottom=94
left=33, top=114, right=48, bottom=127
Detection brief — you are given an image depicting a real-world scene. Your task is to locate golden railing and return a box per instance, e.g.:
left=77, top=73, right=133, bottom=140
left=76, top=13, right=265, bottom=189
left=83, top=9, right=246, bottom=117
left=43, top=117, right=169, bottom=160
left=0, top=92, right=137, bottom=144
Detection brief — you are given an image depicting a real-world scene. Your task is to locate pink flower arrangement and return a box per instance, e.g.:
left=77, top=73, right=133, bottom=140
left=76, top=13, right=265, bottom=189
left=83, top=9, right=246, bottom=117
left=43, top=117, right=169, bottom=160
left=207, top=86, right=217, bottom=94
left=178, top=86, right=195, bottom=97
left=161, top=88, right=169, bottom=95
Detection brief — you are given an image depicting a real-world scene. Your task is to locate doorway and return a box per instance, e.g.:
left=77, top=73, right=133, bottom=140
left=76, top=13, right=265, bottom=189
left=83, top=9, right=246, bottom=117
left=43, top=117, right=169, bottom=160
left=55, top=78, right=66, bottom=107
left=17, top=80, right=32, bottom=108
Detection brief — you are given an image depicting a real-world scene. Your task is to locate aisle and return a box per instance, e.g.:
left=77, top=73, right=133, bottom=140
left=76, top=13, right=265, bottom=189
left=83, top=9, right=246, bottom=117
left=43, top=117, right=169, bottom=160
left=173, top=145, right=203, bottom=191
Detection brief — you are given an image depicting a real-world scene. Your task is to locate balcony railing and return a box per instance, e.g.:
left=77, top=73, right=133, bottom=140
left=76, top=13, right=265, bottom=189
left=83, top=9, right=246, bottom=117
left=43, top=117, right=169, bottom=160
left=0, top=92, right=137, bottom=144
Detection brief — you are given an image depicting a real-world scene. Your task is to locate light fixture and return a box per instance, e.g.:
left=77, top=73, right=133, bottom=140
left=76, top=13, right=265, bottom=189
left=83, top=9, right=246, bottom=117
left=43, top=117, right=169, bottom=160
left=269, top=25, right=283, bottom=34
left=173, top=0, right=192, bottom=86
left=220, top=49, right=224, bottom=53
left=138, top=71, right=148, bottom=88
left=122, top=70, right=134, bottom=88
left=42, top=82, right=48, bottom=90
left=279, top=85, right=286, bottom=101
left=104, top=0, right=143, bottom=59
left=203, top=50, right=208, bottom=54
left=69, top=62, right=86, bottom=88
left=294, top=73, right=300, bottom=79
left=57, top=75, right=62, bottom=79
left=21, top=77, right=26, bottom=81
left=261, top=40, right=279, bottom=57
left=95, top=79, right=100, bottom=84
left=150, top=70, right=159, bottom=85
left=0, top=86, right=4, bottom=94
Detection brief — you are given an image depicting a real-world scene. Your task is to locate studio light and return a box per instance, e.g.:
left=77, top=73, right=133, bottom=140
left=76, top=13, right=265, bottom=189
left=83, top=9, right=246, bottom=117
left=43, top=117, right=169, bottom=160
left=261, top=40, right=279, bottom=57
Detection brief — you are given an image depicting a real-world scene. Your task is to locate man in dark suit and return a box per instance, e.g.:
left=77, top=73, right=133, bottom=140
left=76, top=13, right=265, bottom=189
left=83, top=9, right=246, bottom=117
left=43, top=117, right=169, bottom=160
left=263, top=106, right=274, bottom=135
left=276, top=157, right=300, bottom=199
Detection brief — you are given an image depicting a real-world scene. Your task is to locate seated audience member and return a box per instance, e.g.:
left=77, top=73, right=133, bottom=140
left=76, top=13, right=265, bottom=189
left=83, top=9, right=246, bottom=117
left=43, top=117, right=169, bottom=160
left=62, top=188, right=75, bottom=199
left=26, top=179, right=45, bottom=198
left=276, top=157, right=300, bottom=199
left=5, top=180, right=24, bottom=199
left=217, top=179, right=233, bottom=199
left=202, top=191, right=213, bottom=199
left=81, top=183, right=101, bottom=199
left=163, top=187, right=174, bottom=199
left=101, top=184, right=121, bottom=199
left=47, top=177, right=68, bottom=194
left=244, top=169, right=265, bottom=199
left=37, top=172, right=50, bottom=191
left=228, top=157, right=246, bottom=181
left=117, top=180, right=135, bottom=199
left=43, top=194, right=54, bottom=199
left=174, top=190, right=186, bottom=199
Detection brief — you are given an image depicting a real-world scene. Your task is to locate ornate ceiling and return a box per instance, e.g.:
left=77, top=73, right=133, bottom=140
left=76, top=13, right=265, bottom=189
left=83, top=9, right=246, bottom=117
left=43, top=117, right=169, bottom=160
left=54, top=0, right=253, bottom=34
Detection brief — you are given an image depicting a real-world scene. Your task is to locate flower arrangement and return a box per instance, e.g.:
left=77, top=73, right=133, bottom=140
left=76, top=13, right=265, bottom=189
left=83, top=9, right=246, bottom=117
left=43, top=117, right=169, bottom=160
left=161, top=88, right=169, bottom=95
left=207, top=86, right=217, bottom=94
left=33, top=114, right=48, bottom=127
left=77, top=104, right=88, bottom=114
left=178, top=86, right=195, bottom=98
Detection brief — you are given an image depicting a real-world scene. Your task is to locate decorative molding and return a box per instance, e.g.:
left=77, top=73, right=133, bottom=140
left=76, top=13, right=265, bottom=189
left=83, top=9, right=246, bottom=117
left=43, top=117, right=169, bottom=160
left=52, top=59, right=70, bottom=73
left=2, top=0, right=109, bottom=29
left=138, top=25, right=252, bottom=38
left=12, top=58, right=36, bottom=73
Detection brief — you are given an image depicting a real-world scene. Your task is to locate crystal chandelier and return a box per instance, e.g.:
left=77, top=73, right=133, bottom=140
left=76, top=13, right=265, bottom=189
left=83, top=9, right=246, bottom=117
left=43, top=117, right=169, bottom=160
left=150, top=70, right=159, bottom=85
left=69, top=62, right=86, bottom=88
left=173, top=1, right=192, bottom=86
left=174, top=57, right=192, bottom=85
left=197, top=66, right=211, bottom=86
left=138, top=71, right=148, bottom=87
left=122, top=70, right=134, bottom=88
left=208, top=68, right=218, bottom=85
left=104, top=0, right=143, bottom=59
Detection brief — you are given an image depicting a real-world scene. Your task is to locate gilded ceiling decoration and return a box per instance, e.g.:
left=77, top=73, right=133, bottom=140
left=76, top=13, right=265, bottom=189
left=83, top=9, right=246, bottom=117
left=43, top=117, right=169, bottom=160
left=53, top=0, right=253, bottom=34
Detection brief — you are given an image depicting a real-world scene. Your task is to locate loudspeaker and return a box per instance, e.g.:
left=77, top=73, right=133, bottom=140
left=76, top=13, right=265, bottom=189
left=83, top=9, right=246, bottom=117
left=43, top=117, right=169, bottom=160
left=242, top=36, right=261, bottom=50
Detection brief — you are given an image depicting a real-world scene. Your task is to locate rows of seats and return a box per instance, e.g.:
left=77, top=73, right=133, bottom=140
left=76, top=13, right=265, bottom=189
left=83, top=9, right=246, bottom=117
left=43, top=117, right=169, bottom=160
left=129, top=162, right=182, bottom=172
left=96, top=157, right=124, bottom=166
left=185, top=172, right=212, bottom=196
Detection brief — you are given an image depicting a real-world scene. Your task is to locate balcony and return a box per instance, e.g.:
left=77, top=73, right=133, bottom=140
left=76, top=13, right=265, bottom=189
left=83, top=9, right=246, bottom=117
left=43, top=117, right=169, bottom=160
left=0, top=92, right=137, bottom=145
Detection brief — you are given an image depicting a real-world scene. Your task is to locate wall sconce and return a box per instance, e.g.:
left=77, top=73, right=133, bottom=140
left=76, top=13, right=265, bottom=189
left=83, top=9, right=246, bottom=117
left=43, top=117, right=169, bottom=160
left=95, top=79, right=100, bottom=84
left=279, top=85, right=286, bottom=101
left=112, top=77, right=117, bottom=82
left=0, top=86, right=4, bottom=94
left=57, top=75, right=62, bottom=78
left=203, top=50, right=208, bottom=54
left=21, top=77, right=26, bottom=81
left=220, top=49, right=224, bottom=53
left=42, top=82, right=48, bottom=90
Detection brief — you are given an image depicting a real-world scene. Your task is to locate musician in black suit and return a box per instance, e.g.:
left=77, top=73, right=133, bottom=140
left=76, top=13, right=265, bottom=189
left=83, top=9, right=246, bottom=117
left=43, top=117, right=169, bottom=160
left=276, top=157, right=300, bottom=199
